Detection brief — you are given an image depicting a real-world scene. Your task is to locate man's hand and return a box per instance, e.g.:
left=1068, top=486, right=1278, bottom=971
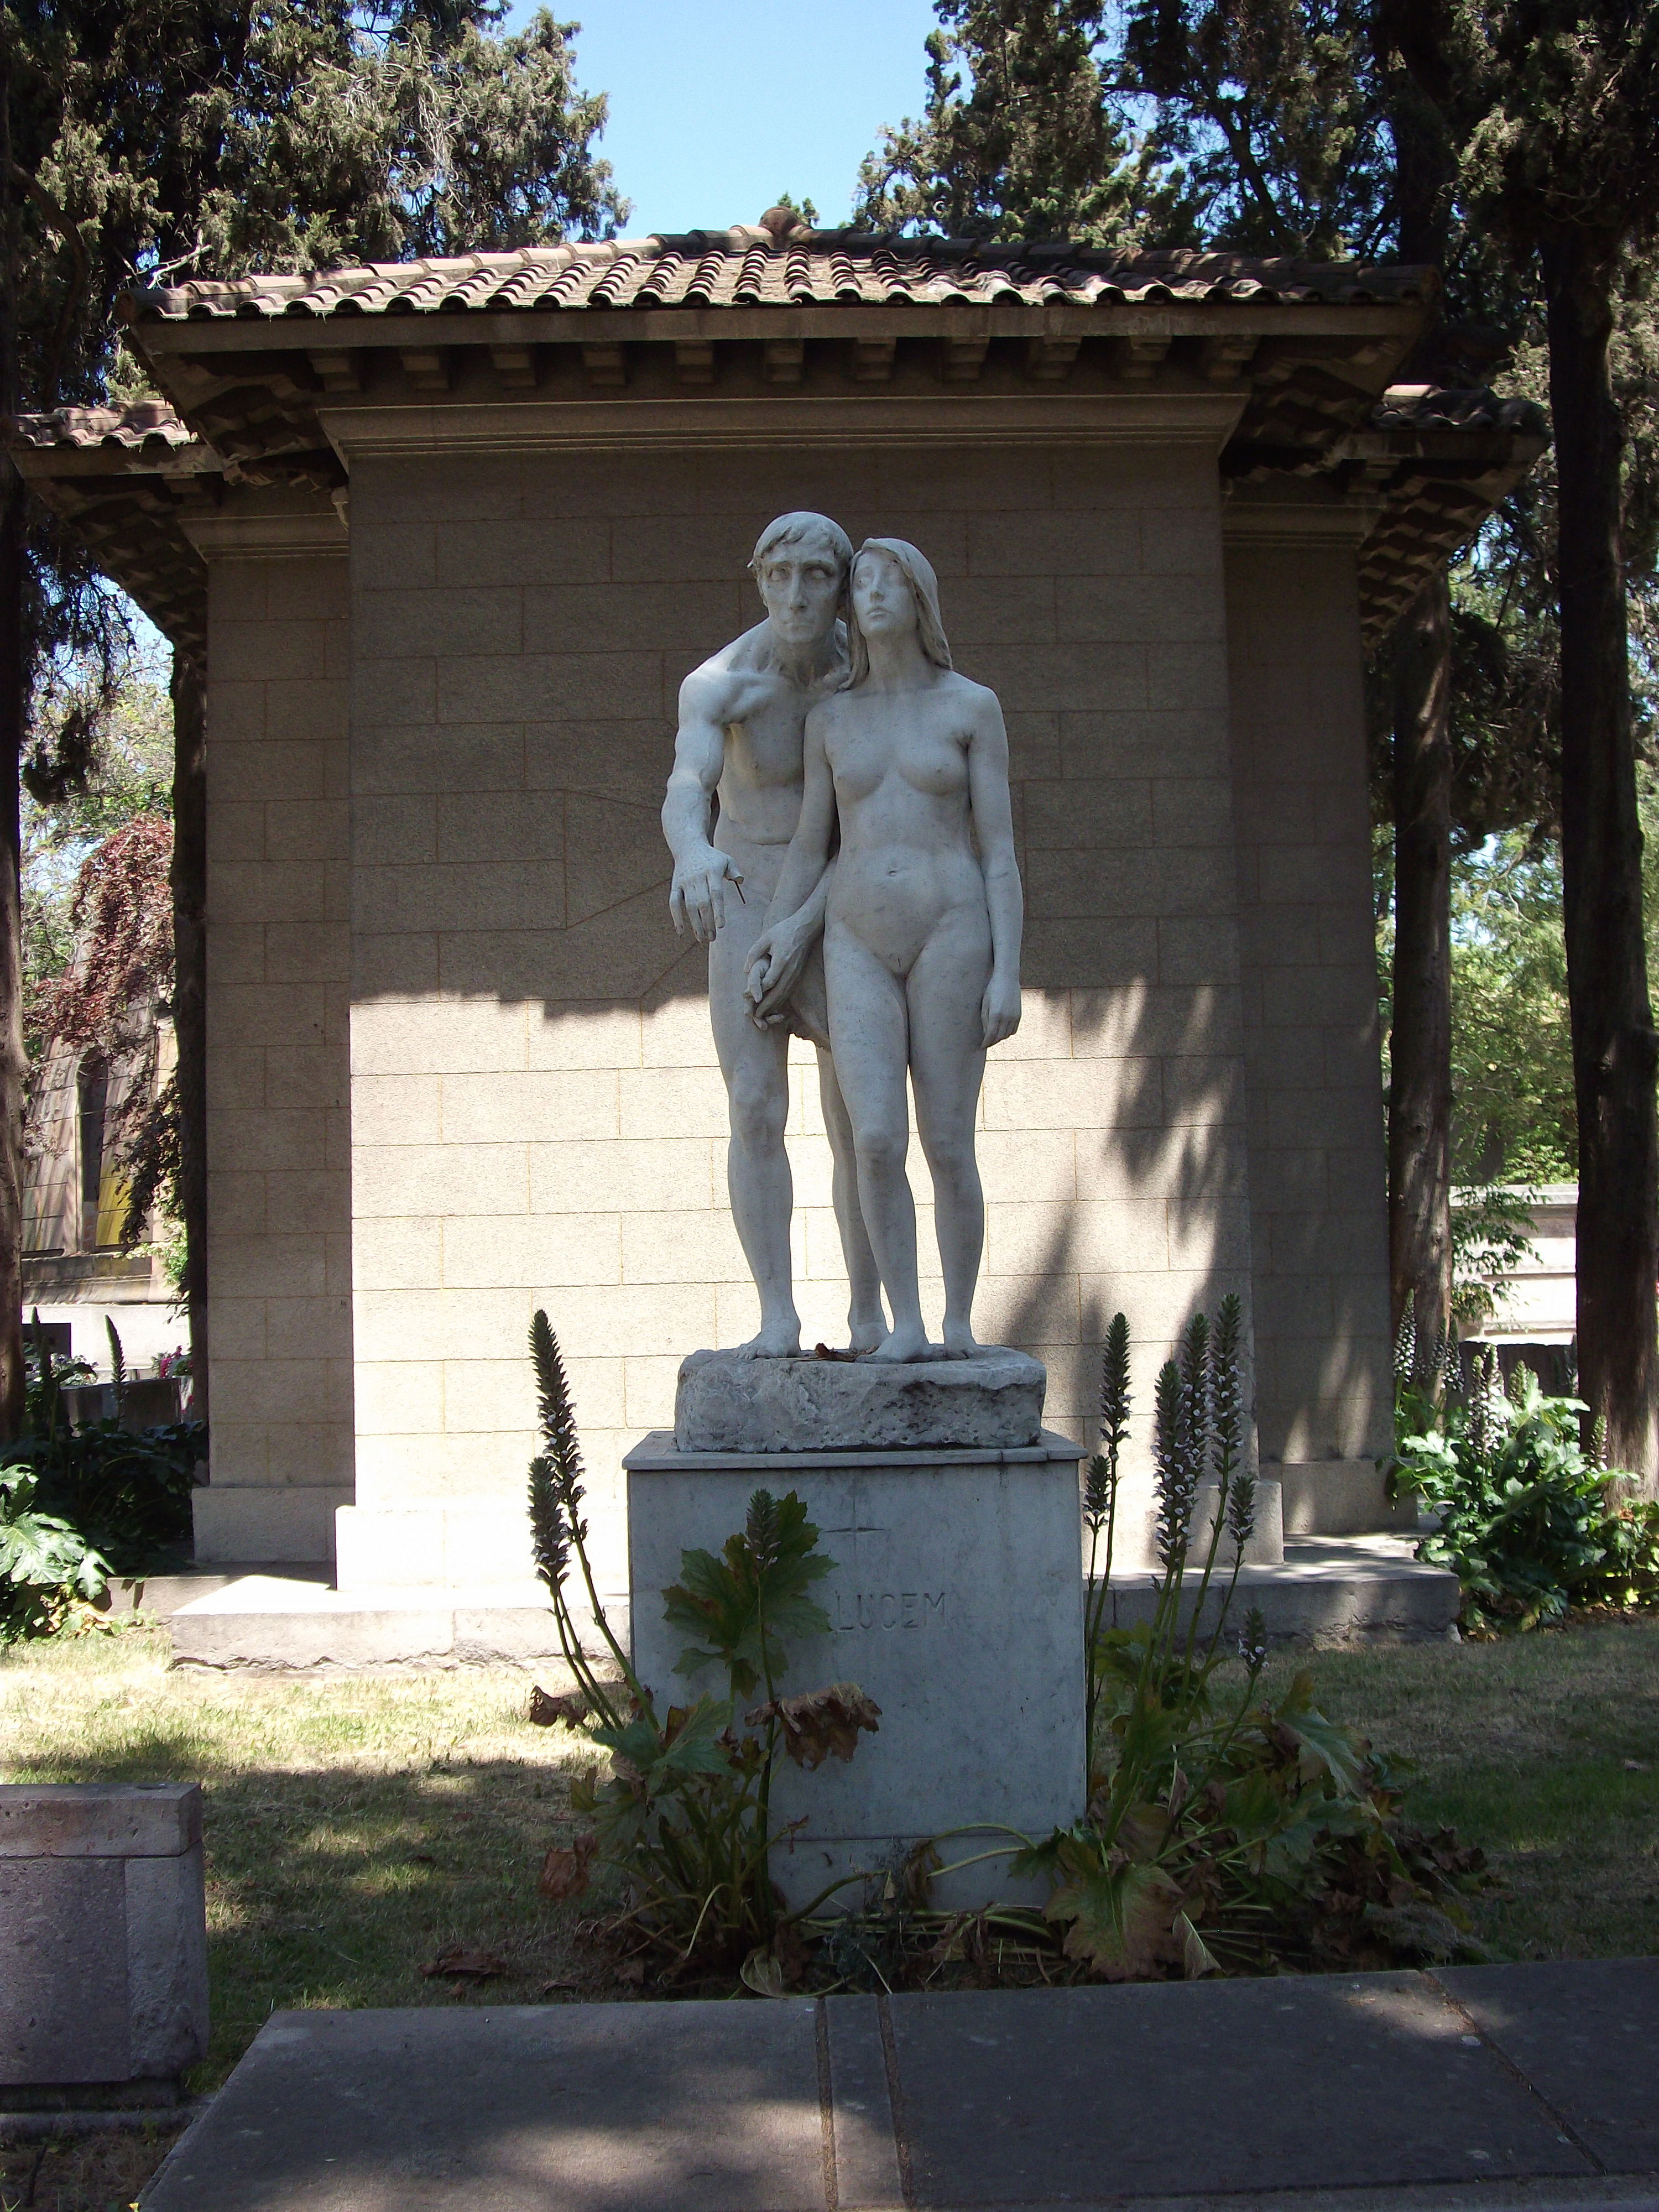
left=980, top=971, right=1021, bottom=1050
left=744, top=912, right=815, bottom=1026
left=669, top=847, right=745, bottom=943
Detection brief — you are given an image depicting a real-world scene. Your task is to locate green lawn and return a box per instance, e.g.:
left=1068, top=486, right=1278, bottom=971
left=1260, top=1620, right=1659, bottom=1961
left=0, top=1627, right=592, bottom=2097
left=1, top=1615, right=1656, bottom=2112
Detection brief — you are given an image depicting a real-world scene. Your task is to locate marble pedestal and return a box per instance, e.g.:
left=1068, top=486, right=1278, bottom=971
left=625, top=1394, right=1086, bottom=1912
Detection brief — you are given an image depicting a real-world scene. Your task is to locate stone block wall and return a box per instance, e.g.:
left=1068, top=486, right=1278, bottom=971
left=192, top=517, right=354, bottom=1563
left=1224, top=521, right=1397, bottom=1532
left=339, top=434, right=1257, bottom=1593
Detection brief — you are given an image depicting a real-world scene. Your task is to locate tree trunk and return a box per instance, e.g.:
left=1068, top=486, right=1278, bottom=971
left=1544, top=230, right=1659, bottom=1488
left=1388, top=568, right=1454, bottom=1358
left=169, top=650, right=208, bottom=1430
left=0, top=463, right=25, bottom=1442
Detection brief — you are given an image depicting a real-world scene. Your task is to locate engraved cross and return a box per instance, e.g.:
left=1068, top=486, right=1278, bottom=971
left=821, top=1506, right=889, bottom=1572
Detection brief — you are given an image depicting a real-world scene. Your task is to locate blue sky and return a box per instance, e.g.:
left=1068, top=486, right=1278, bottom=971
left=505, top=0, right=941, bottom=236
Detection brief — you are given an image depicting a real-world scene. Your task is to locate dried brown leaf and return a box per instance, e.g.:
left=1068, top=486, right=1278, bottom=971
left=539, top=1832, right=598, bottom=1900
left=745, top=1681, right=881, bottom=1768
left=421, top=1944, right=508, bottom=1981
left=529, top=1684, right=588, bottom=1728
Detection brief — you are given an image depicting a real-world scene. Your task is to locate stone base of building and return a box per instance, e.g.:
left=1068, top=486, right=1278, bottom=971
left=168, top=1575, right=626, bottom=1674
left=1279, top=1460, right=1419, bottom=1537
left=625, top=1425, right=1088, bottom=1912
left=191, top=1485, right=349, bottom=1565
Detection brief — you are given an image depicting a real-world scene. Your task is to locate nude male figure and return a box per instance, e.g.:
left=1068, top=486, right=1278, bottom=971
left=662, top=512, right=886, bottom=1357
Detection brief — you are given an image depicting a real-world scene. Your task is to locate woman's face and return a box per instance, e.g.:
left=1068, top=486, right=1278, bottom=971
left=851, top=549, right=919, bottom=643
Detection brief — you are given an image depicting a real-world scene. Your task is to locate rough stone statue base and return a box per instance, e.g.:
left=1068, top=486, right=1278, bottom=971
left=625, top=1424, right=1085, bottom=1911
left=674, top=1347, right=1047, bottom=1454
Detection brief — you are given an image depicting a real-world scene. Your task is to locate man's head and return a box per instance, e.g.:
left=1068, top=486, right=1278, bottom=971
left=749, top=512, right=852, bottom=653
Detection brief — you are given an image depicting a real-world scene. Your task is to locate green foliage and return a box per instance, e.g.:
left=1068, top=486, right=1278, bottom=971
left=1448, top=837, right=1575, bottom=1181
left=4, top=0, right=624, bottom=796
left=524, top=1311, right=874, bottom=1984
left=664, top=1489, right=832, bottom=1702
left=1387, top=1352, right=1659, bottom=1631
left=854, top=0, right=1188, bottom=242
left=20, top=643, right=173, bottom=1055
left=1450, top=1181, right=1541, bottom=1327
left=13, top=1319, right=202, bottom=1573
left=995, top=1301, right=1490, bottom=1978
left=0, top=1467, right=109, bottom=1641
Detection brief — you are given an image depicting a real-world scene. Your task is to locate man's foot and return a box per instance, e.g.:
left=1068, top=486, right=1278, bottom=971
left=942, top=1320, right=985, bottom=1360
left=865, top=1324, right=938, bottom=1363
left=731, top=1317, right=803, bottom=1359
left=848, top=1311, right=890, bottom=1356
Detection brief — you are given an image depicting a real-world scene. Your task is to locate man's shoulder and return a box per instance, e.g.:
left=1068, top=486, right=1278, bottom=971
left=688, top=619, right=773, bottom=688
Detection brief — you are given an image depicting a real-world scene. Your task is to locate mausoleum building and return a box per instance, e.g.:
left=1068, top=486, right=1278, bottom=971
left=9, top=221, right=1542, bottom=1644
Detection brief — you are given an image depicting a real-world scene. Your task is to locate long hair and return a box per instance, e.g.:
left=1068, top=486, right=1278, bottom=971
left=841, top=538, right=953, bottom=688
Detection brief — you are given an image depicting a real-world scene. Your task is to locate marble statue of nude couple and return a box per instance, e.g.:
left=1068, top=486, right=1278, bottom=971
left=662, top=513, right=1022, bottom=1364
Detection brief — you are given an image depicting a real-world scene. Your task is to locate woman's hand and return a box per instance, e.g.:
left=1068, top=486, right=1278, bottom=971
left=745, top=912, right=815, bottom=1026
left=980, top=971, right=1021, bottom=1049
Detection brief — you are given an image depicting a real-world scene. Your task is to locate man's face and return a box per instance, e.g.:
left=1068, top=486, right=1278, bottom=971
left=757, top=537, right=843, bottom=650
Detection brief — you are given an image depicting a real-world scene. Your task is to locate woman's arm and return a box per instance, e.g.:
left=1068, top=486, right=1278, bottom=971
left=967, top=689, right=1022, bottom=1047
left=744, top=714, right=837, bottom=1021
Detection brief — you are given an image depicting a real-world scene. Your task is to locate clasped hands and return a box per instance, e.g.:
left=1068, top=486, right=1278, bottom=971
left=744, top=911, right=1024, bottom=1049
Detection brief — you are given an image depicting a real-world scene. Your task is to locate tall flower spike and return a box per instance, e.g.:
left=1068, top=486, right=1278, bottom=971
left=527, top=1310, right=586, bottom=1594
left=1178, top=1311, right=1211, bottom=1496
left=1153, top=1357, right=1197, bottom=1573
left=1393, top=1307, right=1415, bottom=1386
left=1212, top=1296, right=1254, bottom=1551
left=1085, top=1313, right=1133, bottom=1536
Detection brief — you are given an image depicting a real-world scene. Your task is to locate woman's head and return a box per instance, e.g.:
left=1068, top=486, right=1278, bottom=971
left=842, top=538, right=953, bottom=686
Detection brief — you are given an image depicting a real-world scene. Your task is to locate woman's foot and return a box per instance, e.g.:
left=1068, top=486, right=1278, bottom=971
left=942, top=1319, right=985, bottom=1359
left=867, top=1323, right=937, bottom=1363
left=732, top=1316, right=803, bottom=1359
left=848, top=1309, right=890, bottom=1356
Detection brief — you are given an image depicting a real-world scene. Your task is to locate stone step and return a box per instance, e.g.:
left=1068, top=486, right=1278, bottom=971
left=109, top=1563, right=332, bottom=1619
left=1099, top=1532, right=1461, bottom=1645
left=168, top=1575, right=628, bottom=1673
left=165, top=1535, right=1456, bottom=1671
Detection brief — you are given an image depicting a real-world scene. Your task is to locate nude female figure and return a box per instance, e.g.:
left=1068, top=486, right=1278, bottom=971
left=745, top=539, right=1022, bottom=1362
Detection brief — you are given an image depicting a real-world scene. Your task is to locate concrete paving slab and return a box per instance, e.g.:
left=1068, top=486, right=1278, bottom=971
left=1438, top=1960, right=1659, bottom=2174
left=142, top=2002, right=828, bottom=2212
left=135, top=1964, right=1659, bottom=2211
left=883, top=1977, right=1591, bottom=2203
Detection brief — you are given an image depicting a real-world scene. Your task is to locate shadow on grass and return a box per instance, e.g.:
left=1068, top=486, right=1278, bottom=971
left=3, top=1730, right=596, bottom=2090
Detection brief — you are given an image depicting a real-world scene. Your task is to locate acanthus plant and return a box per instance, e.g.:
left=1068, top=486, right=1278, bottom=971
left=524, top=1310, right=879, bottom=1991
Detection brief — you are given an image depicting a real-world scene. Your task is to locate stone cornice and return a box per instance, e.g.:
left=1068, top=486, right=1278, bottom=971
left=319, top=389, right=1249, bottom=463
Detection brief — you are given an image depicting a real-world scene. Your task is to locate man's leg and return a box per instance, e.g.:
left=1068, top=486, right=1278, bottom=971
left=709, top=909, right=800, bottom=1357
left=816, top=1046, right=888, bottom=1353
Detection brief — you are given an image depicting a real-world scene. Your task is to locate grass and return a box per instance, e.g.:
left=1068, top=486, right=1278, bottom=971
left=0, top=1626, right=594, bottom=2099
left=1, top=1614, right=1655, bottom=2205
left=1258, top=1617, right=1659, bottom=1963
left=0, top=2126, right=186, bottom=2212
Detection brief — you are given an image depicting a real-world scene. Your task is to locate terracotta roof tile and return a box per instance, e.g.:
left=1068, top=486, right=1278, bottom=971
left=1373, top=382, right=1548, bottom=436
left=123, top=234, right=1437, bottom=323
left=7, top=400, right=194, bottom=452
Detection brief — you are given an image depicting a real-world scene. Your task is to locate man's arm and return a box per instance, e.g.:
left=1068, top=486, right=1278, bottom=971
left=744, top=716, right=837, bottom=1022
left=663, top=665, right=744, bottom=943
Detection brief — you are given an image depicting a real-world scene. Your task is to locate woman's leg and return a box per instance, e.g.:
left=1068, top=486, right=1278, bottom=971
left=816, top=1047, right=889, bottom=1352
left=907, top=905, right=992, bottom=1357
left=823, top=919, right=932, bottom=1360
